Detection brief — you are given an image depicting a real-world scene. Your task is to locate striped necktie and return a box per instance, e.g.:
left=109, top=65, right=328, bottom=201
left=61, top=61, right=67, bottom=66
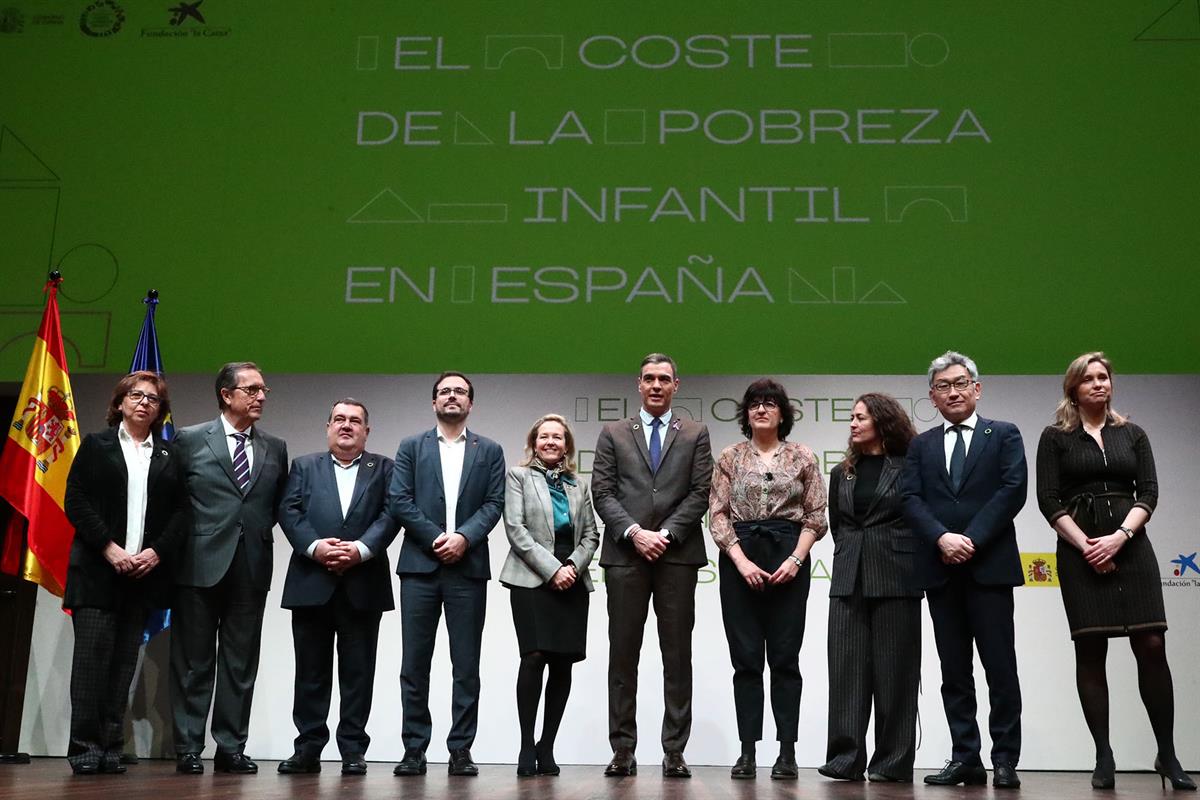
left=232, top=431, right=251, bottom=492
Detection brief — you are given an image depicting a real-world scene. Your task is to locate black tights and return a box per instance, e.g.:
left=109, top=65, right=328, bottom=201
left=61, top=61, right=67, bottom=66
left=516, top=651, right=574, bottom=749
left=1074, top=631, right=1177, bottom=764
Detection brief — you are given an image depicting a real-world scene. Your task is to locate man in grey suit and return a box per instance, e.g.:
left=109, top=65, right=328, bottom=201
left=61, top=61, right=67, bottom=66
left=277, top=399, right=400, bottom=776
left=170, top=362, right=289, bottom=775
left=592, top=353, right=713, bottom=778
left=387, top=372, right=505, bottom=777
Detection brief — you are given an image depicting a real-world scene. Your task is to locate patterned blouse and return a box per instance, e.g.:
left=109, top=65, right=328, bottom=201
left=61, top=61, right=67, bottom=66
left=709, top=440, right=829, bottom=552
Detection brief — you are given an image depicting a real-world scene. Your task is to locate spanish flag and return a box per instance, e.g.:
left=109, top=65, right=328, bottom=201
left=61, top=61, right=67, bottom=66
left=0, top=274, right=79, bottom=596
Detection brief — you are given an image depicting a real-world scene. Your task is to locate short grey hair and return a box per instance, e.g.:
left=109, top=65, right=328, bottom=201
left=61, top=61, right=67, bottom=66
left=927, top=350, right=979, bottom=386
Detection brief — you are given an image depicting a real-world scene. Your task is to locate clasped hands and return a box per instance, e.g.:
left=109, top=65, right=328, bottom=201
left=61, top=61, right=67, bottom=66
left=549, top=563, right=577, bottom=590
left=937, top=532, right=975, bottom=565
left=731, top=544, right=800, bottom=591
left=103, top=541, right=160, bottom=578
left=630, top=526, right=670, bottom=562
left=1082, top=532, right=1124, bottom=575
left=314, top=538, right=365, bottom=574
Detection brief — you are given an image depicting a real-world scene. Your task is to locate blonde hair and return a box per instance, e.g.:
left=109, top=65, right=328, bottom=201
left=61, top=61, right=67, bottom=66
left=520, top=413, right=576, bottom=473
left=1054, top=351, right=1128, bottom=431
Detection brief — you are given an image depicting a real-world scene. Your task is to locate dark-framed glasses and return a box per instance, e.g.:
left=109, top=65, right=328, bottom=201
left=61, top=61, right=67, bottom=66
left=126, top=390, right=161, bottom=406
left=749, top=399, right=779, bottom=411
left=234, top=384, right=271, bottom=396
left=932, top=377, right=974, bottom=394
left=437, top=387, right=470, bottom=398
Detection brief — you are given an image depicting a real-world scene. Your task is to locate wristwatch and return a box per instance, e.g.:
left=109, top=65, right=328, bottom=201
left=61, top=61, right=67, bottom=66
left=787, top=555, right=803, bottom=567
left=1118, top=526, right=1134, bottom=539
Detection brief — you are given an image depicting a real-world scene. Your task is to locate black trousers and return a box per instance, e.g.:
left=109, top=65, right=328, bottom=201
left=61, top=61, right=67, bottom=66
left=825, top=593, right=921, bottom=778
left=605, top=560, right=698, bottom=753
left=68, top=604, right=148, bottom=768
left=290, top=584, right=382, bottom=759
left=170, top=540, right=267, bottom=755
left=399, top=571, right=486, bottom=752
left=926, top=572, right=1022, bottom=767
left=718, top=553, right=809, bottom=743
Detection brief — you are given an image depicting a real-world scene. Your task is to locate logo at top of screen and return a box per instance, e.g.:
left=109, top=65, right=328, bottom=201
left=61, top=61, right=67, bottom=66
left=168, top=0, right=203, bottom=25
left=79, top=0, right=124, bottom=36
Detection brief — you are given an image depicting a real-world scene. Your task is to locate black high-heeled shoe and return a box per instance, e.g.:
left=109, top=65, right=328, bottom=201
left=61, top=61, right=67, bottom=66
left=516, top=745, right=537, bottom=777
left=1155, top=757, right=1197, bottom=791
left=1091, top=755, right=1115, bottom=790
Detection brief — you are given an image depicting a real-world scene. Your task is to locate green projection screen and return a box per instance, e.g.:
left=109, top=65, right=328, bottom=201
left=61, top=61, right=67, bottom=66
left=2, top=2, right=1197, bottom=376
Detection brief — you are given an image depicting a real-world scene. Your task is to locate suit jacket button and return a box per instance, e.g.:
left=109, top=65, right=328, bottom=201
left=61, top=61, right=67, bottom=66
left=652, top=488, right=658, bottom=493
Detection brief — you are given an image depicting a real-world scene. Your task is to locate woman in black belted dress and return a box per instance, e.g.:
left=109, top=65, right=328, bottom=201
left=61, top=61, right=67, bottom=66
left=1036, top=352, right=1193, bottom=791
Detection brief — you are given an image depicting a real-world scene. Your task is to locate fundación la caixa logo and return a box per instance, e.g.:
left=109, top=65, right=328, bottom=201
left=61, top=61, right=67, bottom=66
left=1163, top=551, right=1200, bottom=588
left=141, top=0, right=230, bottom=38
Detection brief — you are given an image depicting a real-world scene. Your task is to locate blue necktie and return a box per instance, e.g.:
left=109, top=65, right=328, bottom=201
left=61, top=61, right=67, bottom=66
left=949, top=424, right=966, bottom=491
left=649, top=417, right=663, bottom=473
left=232, top=431, right=251, bottom=492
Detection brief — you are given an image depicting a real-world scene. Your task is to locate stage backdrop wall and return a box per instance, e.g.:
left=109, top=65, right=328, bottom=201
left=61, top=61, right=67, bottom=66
left=17, top=372, right=1200, bottom=768
left=2, top=2, right=1199, bottom=377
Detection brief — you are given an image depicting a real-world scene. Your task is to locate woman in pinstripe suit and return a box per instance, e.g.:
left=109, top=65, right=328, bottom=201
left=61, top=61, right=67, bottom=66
left=818, top=393, right=920, bottom=783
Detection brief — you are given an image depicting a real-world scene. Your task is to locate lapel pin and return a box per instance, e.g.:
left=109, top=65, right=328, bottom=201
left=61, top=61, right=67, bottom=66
left=671, top=419, right=682, bottom=430
left=984, top=428, right=992, bottom=435
left=366, top=461, right=375, bottom=468
left=160, top=449, right=168, bottom=456
left=632, top=424, right=641, bottom=431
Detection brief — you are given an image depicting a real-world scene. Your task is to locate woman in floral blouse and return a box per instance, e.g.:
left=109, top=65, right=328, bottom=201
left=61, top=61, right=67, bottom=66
left=709, top=378, right=827, bottom=781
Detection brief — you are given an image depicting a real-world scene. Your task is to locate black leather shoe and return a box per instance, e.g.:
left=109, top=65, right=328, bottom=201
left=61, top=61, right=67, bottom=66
left=71, top=762, right=100, bottom=776
left=176, top=753, right=204, bottom=775
left=100, top=757, right=127, bottom=775
left=818, top=763, right=864, bottom=781
left=869, top=771, right=913, bottom=783
left=730, top=753, right=756, bottom=779
left=663, top=751, right=691, bottom=778
left=993, top=763, right=1021, bottom=789
left=341, top=756, right=367, bottom=776
left=924, top=760, right=987, bottom=786
left=448, top=748, right=478, bottom=776
left=771, top=754, right=799, bottom=780
left=535, top=741, right=560, bottom=776
left=119, top=753, right=139, bottom=765
left=604, top=748, right=636, bottom=777
left=393, top=749, right=427, bottom=776
left=278, top=753, right=321, bottom=774
left=214, top=751, right=258, bottom=774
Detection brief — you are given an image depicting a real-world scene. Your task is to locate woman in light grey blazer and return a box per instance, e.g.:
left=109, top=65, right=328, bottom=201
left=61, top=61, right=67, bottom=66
left=499, top=413, right=600, bottom=777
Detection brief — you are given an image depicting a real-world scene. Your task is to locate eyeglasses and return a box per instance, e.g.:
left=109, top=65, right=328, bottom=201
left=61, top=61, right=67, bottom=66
left=932, top=377, right=975, bottom=394
left=749, top=400, right=779, bottom=411
left=437, top=387, right=469, bottom=398
left=126, top=390, right=161, bottom=406
left=234, top=384, right=271, bottom=396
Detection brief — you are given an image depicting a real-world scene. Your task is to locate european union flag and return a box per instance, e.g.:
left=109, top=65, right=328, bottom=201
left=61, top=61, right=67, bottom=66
left=130, top=289, right=172, bottom=640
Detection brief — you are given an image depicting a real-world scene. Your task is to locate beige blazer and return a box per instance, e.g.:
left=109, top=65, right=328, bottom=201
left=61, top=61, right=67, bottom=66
left=498, top=465, right=600, bottom=590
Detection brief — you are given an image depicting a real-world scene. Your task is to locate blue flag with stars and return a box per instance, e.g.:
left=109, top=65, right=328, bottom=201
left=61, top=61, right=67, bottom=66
left=129, top=291, right=172, bottom=641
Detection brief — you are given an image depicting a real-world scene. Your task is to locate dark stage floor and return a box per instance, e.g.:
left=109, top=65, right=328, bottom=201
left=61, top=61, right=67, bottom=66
left=0, top=758, right=1190, bottom=800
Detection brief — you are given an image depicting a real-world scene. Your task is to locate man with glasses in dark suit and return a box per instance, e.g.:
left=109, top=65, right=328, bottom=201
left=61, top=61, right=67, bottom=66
left=388, top=372, right=506, bottom=778
left=170, top=362, right=289, bottom=775
left=901, top=351, right=1027, bottom=790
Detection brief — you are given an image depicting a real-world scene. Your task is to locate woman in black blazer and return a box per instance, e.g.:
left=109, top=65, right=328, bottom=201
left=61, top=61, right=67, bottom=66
left=62, top=371, right=187, bottom=775
left=819, top=393, right=920, bottom=783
